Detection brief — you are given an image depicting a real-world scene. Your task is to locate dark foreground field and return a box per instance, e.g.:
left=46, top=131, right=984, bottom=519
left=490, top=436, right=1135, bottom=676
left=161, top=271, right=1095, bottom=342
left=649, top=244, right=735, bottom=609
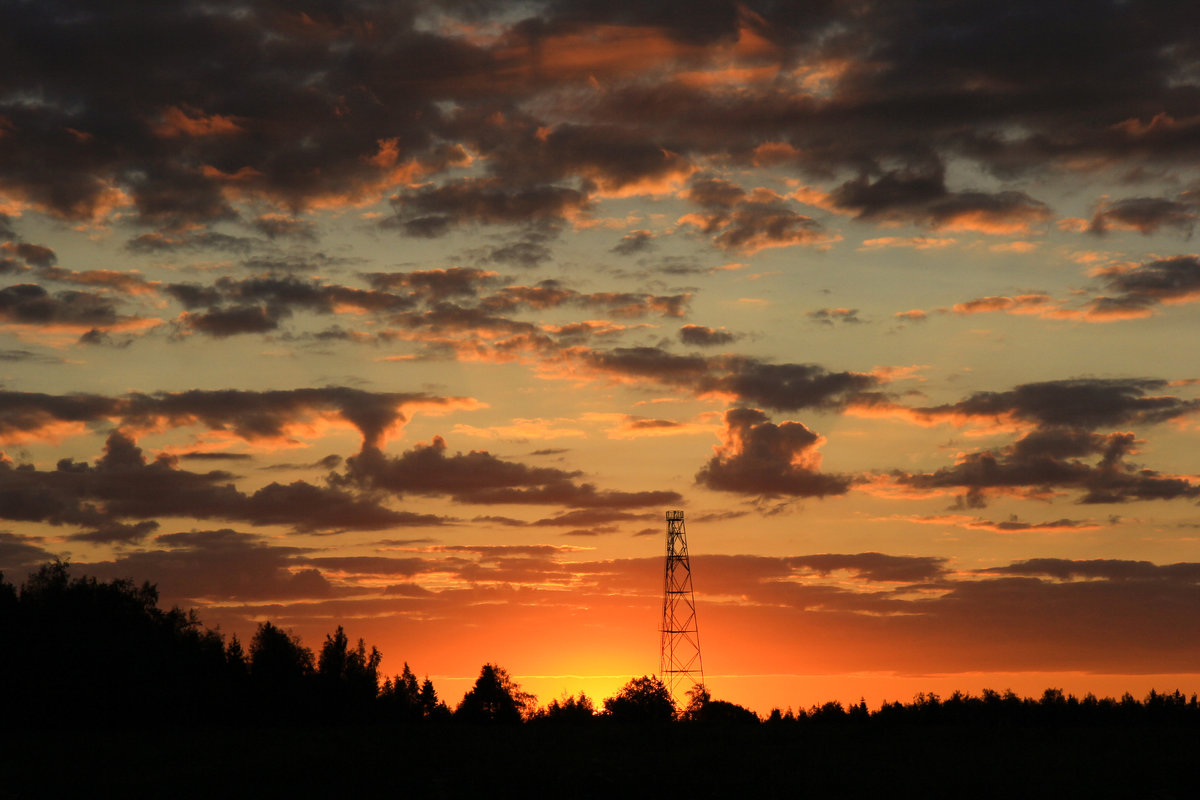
left=4, top=720, right=1197, bottom=799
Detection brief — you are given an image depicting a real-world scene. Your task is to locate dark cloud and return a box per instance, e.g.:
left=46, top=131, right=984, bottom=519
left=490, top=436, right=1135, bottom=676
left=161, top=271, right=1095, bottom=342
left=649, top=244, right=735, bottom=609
left=343, top=437, right=681, bottom=509
left=611, top=230, right=656, bottom=255
left=578, top=346, right=711, bottom=384
left=164, top=283, right=222, bottom=309
left=918, top=378, right=1199, bottom=430
left=0, top=259, right=26, bottom=277
left=1088, top=256, right=1200, bottom=319
left=0, top=241, right=58, bottom=270
left=0, top=283, right=136, bottom=329
left=687, top=177, right=746, bottom=209
left=178, top=452, right=255, bottom=462
left=0, top=390, right=122, bottom=443
left=578, top=346, right=878, bottom=411
left=363, top=267, right=498, bottom=302
left=684, top=178, right=828, bottom=252
left=534, top=0, right=744, bottom=46
left=981, top=558, right=1200, bottom=582
left=701, top=357, right=878, bottom=412
left=506, top=122, right=691, bottom=192
left=0, top=532, right=56, bottom=572
left=0, top=1, right=485, bottom=224
left=127, top=164, right=238, bottom=228
left=118, top=386, right=464, bottom=450
left=251, top=214, right=317, bottom=241
left=476, top=281, right=690, bottom=318
left=0, top=431, right=439, bottom=535
left=807, top=308, right=863, bottom=325
left=695, top=408, right=851, bottom=497
left=480, top=231, right=556, bottom=268
left=679, top=324, right=736, bottom=346
left=894, top=428, right=1200, bottom=506
left=1, top=384, right=474, bottom=479
left=4, top=0, right=1200, bottom=242
left=178, top=305, right=279, bottom=337
left=879, top=377, right=1200, bottom=506
left=200, top=275, right=414, bottom=315
left=827, top=168, right=1051, bottom=233
left=167, top=274, right=417, bottom=337
left=1089, top=195, right=1200, bottom=236
left=85, top=528, right=335, bottom=603
left=388, top=179, right=591, bottom=236
left=549, top=1, right=1200, bottom=198
left=390, top=303, right=543, bottom=344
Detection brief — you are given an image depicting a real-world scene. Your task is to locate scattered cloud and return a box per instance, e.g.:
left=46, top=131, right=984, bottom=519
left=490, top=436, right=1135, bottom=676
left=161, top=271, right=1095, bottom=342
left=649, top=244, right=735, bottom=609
left=695, top=408, right=851, bottom=498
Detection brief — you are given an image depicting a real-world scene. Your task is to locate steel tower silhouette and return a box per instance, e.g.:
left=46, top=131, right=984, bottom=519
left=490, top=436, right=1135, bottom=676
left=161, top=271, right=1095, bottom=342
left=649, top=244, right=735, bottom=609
left=659, top=509, right=703, bottom=703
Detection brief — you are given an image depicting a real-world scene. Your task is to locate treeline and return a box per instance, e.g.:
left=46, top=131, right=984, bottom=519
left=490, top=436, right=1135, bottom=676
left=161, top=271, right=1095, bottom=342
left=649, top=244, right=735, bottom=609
left=3, top=562, right=1198, bottom=730
left=767, top=687, right=1200, bottom=727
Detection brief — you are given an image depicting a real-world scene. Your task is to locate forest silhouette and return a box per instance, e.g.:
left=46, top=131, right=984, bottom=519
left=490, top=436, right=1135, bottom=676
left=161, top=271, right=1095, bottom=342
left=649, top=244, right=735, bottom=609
left=3, top=561, right=1198, bottom=797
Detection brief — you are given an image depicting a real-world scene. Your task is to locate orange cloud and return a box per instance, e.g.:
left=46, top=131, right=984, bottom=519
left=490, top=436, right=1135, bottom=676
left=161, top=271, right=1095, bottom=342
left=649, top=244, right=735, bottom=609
left=491, top=25, right=700, bottom=84
left=587, top=158, right=695, bottom=199
left=1111, top=112, right=1200, bottom=138
left=39, top=268, right=160, bottom=296
left=0, top=316, right=162, bottom=347
left=752, top=141, right=803, bottom=167
left=844, top=399, right=1028, bottom=436
left=875, top=514, right=1104, bottom=534
left=936, top=208, right=1049, bottom=235
left=859, top=236, right=957, bottom=250
left=870, top=364, right=928, bottom=383
left=0, top=419, right=90, bottom=447
left=951, top=294, right=1054, bottom=315
left=153, top=106, right=243, bottom=138
left=989, top=241, right=1039, bottom=253
left=675, top=64, right=780, bottom=89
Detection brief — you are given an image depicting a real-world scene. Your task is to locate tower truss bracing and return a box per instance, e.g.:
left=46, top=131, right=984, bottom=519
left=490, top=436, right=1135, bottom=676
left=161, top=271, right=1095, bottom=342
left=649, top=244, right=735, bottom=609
left=659, top=509, right=703, bottom=704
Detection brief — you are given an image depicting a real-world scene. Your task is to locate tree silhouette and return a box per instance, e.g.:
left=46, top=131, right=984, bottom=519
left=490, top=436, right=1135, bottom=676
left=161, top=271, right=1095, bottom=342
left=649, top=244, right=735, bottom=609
left=381, top=662, right=424, bottom=721
left=683, top=683, right=712, bottom=721
left=603, top=675, right=675, bottom=723
left=455, top=663, right=534, bottom=723
left=0, top=560, right=234, bottom=724
left=317, top=625, right=382, bottom=722
left=535, top=692, right=596, bottom=723
left=420, top=675, right=452, bottom=720
left=249, top=620, right=314, bottom=721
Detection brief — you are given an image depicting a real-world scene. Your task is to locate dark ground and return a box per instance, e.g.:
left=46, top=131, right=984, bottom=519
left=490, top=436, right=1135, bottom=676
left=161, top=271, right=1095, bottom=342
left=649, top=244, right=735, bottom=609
left=4, top=721, right=1196, bottom=799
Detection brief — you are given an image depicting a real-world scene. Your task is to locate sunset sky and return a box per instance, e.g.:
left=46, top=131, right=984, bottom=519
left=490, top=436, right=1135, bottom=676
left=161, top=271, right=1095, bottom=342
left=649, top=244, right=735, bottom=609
left=3, top=0, right=1200, bottom=714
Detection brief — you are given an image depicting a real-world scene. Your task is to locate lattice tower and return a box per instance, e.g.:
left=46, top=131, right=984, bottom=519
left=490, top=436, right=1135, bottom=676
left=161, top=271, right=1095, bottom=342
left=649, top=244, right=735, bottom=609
left=659, top=509, right=704, bottom=704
